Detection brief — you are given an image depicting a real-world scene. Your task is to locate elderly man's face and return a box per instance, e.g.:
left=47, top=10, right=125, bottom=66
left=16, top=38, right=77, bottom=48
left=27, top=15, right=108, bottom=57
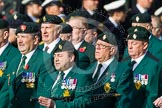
left=95, top=40, right=115, bottom=63
left=128, top=40, right=148, bottom=59
left=17, top=33, right=38, bottom=55
left=41, top=23, right=58, bottom=44
left=68, top=19, right=86, bottom=44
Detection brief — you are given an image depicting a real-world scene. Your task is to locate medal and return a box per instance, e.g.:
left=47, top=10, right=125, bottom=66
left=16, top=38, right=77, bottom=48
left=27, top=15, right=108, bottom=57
left=110, top=73, right=115, bottom=82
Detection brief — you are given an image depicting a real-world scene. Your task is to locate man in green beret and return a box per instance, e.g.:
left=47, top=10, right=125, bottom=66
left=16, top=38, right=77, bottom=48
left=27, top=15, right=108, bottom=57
left=59, top=23, right=72, bottom=41
left=7, top=13, right=32, bottom=47
left=39, top=14, right=63, bottom=55
left=124, top=13, right=162, bottom=60
left=0, top=19, right=20, bottom=90
left=88, top=32, right=132, bottom=108
left=121, top=31, right=162, bottom=108
left=68, top=16, right=96, bottom=63
left=37, top=40, right=92, bottom=108
left=0, top=22, right=54, bottom=108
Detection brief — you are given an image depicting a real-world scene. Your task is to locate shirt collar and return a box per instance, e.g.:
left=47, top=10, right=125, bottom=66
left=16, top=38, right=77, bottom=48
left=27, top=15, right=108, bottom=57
left=87, top=9, right=95, bottom=15
left=98, top=56, right=115, bottom=70
left=0, top=42, right=9, bottom=56
left=109, top=17, right=118, bottom=28
left=131, top=51, right=147, bottom=65
left=60, top=66, right=73, bottom=79
left=44, top=38, right=60, bottom=53
left=22, top=48, right=36, bottom=65
left=74, top=40, right=84, bottom=50
left=136, top=4, right=147, bottom=13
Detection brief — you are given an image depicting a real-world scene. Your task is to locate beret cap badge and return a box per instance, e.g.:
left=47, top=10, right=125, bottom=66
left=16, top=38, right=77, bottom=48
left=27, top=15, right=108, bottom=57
left=20, top=25, right=27, bottom=31
left=103, top=35, right=106, bottom=40
left=133, top=34, right=137, bottom=39
left=136, top=16, right=140, bottom=22
left=59, top=44, right=62, bottom=50
left=43, top=16, right=46, bottom=22
left=14, top=14, right=17, bottom=20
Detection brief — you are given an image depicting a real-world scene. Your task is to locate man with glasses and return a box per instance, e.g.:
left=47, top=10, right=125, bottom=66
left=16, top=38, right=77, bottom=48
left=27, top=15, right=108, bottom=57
left=68, top=16, right=96, bottom=63
left=89, top=32, right=132, bottom=108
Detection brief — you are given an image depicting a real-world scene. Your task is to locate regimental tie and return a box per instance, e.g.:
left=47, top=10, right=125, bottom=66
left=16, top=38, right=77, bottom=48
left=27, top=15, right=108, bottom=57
left=44, top=46, right=49, bottom=52
left=51, top=71, right=65, bottom=97
left=131, top=60, right=136, bottom=71
left=93, top=64, right=102, bottom=81
left=16, top=56, right=27, bottom=76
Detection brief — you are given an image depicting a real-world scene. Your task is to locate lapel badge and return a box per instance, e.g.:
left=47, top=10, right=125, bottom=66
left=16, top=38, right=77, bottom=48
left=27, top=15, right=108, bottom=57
left=136, top=16, right=140, bottom=22
left=7, top=74, right=10, bottom=86
left=103, top=35, right=106, bottom=40
left=20, top=25, right=27, bottom=31
left=13, top=14, right=17, bottom=20
left=79, top=47, right=86, bottom=52
left=104, top=82, right=111, bottom=93
left=133, top=34, right=137, bottom=39
left=110, top=73, right=115, bottom=82
left=63, top=89, right=70, bottom=97
left=135, top=81, right=141, bottom=90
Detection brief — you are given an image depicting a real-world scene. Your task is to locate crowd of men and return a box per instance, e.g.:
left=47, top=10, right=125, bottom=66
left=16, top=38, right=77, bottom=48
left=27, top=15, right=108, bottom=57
left=0, top=0, right=162, bottom=108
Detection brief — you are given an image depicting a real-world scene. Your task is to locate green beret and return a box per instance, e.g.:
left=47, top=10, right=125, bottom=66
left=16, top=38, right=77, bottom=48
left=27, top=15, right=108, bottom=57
left=131, top=13, right=151, bottom=23
left=127, top=31, right=149, bottom=42
left=60, top=23, right=72, bottom=34
left=127, top=26, right=150, bottom=36
left=7, top=13, right=31, bottom=28
left=41, top=15, right=62, bottom=24
left=16, top=22, right=40, bottom=35
left=0, top=19, right=9, bottom=29
left=55, top=40, right=75, bottom=53
left=97, top=32, right=117, bottom=46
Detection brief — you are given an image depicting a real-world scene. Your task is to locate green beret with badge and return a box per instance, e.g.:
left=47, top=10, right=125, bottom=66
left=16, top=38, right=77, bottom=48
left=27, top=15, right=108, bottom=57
left=16, top=22, right=40, bottom=35
left=131, top=13, right=151, bottom=23
left=60, top=23, right=73, bottom=34
left=127, top=26, right=150, bottom=36
left=127, top=31, right=149, bottom=42
left=97, top=32, right=117, bottom=46
left=0, top=19, right=9, bottom=29
left=7, top=13, right=31, bottom=29
left=41, top=14, right=62, bottom=24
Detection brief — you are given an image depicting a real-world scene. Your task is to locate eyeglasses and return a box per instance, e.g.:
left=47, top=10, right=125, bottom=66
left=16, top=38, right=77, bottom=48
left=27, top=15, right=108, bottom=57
left=95, top=43, right=112, bottom=49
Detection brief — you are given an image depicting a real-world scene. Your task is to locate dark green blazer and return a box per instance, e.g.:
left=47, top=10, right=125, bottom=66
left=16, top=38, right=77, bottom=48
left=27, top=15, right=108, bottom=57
left=0, top=43, right=20, bottom=90
left=0, top=48, right=54, bottom=108
left=88, top=59, right=133, bottom=108
left=78, top=41, right=96, bottom=63
left=38, top=64, right=93, bottom=108
left=121, top=52, right=161, bottom=108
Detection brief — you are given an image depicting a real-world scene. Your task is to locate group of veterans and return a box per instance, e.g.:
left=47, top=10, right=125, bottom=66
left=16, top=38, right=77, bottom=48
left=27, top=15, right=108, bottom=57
left=0, top=0, right=162, bottom=108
